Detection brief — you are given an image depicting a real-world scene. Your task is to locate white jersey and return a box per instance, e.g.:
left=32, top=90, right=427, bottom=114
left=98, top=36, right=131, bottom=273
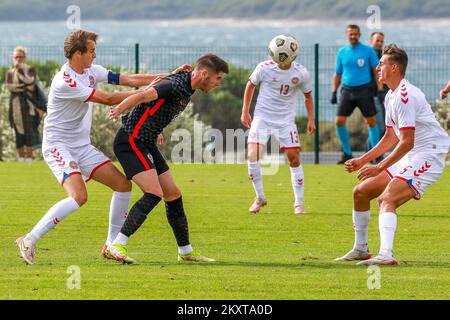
left=249, top=60, right=312, bottom=125
left=385, top=79, right=450, bottom=154
left=43, top=63, right=109, bottom=147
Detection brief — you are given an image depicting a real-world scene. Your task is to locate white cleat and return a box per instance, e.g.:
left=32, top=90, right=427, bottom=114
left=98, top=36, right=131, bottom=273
left=334, top=249, right=372, bottom=262
left=249, top=197, right=267, bottom=213
left=356, top=255, right=398, bottom=266
left=294, top=203, right=305, bottom=215
left=15, top=234, right=35, bottom=265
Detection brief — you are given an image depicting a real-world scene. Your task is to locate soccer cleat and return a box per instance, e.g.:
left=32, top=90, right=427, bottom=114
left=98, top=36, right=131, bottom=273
left=15, top=234, right=35, bottom=265
left=249, top=197, right=267, bottom=213
left=356, top=255, right=398, bottom=266
left=102, top=243, right=114, bottom=260
left=334, top=249, right=372, bottom=262
left=109, top=244, right=136, bottom=264
left=178, top=250, right=216, bottom=262
left=294, top=202, right=305, bottom=215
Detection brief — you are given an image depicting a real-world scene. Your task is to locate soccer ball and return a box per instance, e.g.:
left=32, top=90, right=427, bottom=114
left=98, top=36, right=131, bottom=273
left=268, top=34, right=299, bottom=65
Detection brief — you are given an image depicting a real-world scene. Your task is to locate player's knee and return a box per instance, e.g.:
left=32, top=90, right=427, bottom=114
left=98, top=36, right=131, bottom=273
left=71, top=191, right=88, bottom=206
left=163, top=187, right=182, bottom=202
left=114, top=178, right=132, bottom=192
left=247, top=149, right=260, bottom=162
left=365, top=117, right=377, bottom=127
left=377, top=193, right=392, bottom=210
left=335, top=117, right=346, bottom=126
left=352, top=185, right=366, bottom=200
left=142, top=185, right=164, bottom=199
left=287, top=155, right=300, bottom=167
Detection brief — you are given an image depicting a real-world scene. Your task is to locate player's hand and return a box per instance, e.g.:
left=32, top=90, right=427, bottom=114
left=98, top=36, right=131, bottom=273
left=157, top=133, right=164, bottom=145
left=307, top=119, right=315, bottom=135
left=331, top=91, right=337, bottom=104
left=439, top=89, right=448, bottom=100
left=241, top=112, right=252, bottom=129
left=109, top=105, right=121, bottom=122
left=344, top=157, right=363, bottom=173
left=356, top=165, right=382, bottom=181
left=172, top=64, right=192, bottom=74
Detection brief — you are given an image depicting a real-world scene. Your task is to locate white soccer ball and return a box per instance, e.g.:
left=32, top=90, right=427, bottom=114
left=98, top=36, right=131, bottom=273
left=268, top=34, right=299, bottom=65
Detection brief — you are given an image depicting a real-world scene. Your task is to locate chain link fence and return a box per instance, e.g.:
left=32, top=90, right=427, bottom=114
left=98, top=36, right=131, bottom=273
left=1, top=45, right=449, bottom=163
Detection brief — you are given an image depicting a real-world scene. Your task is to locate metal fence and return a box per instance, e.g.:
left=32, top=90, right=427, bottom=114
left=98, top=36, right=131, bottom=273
left=1, top=44, right=449, bottom=163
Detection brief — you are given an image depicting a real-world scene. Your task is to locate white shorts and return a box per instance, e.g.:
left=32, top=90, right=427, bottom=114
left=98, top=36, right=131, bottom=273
left=385, top=152, right=447, bottom=199
left=247, top=117, right=300, bottom=151
left=43, top=142, right=111, bottom=186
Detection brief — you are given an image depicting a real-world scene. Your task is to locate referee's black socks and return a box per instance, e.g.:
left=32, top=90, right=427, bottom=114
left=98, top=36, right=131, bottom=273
left=165, top=196, right=190, bottom=247
left=120, top=193, right=161, bottom=237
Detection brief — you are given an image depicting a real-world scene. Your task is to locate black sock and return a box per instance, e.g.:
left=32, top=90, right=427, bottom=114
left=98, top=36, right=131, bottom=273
left=120, top=193, right=161, bottom=237
left=165, top=196, right=190, bottom=247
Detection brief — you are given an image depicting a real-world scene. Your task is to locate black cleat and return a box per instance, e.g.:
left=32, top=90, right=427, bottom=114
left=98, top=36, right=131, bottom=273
left=337, top=153, right=353, bottom=164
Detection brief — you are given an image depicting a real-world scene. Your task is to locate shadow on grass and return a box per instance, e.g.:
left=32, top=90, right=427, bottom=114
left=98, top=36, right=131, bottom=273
left=100, top=259, right=450, bottom=270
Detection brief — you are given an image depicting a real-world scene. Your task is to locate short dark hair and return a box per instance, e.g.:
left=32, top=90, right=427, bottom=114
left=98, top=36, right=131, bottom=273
left=64, top=30, right=98, bottom=59
left=195, top=53, right=229, bottom=74
left=346, top=24, right=360, bottom=32
left=371, top=31, right=385, bottom=38
left=382, top=44, right=408, bottom=76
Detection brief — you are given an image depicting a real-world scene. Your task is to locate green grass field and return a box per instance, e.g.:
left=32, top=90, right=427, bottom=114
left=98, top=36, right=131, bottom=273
left=0, top=162, right=449, bottom=300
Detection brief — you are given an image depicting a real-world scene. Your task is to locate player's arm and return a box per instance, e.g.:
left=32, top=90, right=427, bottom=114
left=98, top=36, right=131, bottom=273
left=303, top=91, right=315, bottom=135
left=118, top=64, right=192, bottom=87
left=88, top=88, right=143, bottom=106
left=345, top=127, right=398, bottom=173
left=331, top=74, right=341, bottom=104
left=374, top=128, right=414, bottom=172
left=439, top=80, right=450, bottom=99
left=241, top=80, right=256, bottom=129
left=110, top=87, right=159, bottom=121
left=355, top=129, right=414, bottom=181
left=331, top=52, right=343, bottom=104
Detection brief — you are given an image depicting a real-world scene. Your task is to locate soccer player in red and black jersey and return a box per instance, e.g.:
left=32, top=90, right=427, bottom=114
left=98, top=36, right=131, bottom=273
left=108, top=53, right=229, bottom=263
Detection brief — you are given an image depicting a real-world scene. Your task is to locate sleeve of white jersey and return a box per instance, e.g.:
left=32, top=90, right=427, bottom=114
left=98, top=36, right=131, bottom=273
left=249, top=63, right=263, bottom=86
left=300, top=68, right=312, bottom=94
left=55, top=76, right=95, bottom=104
left=396, top=97, right=416, bottom=130
left=91, top=64, right=109, bottom=83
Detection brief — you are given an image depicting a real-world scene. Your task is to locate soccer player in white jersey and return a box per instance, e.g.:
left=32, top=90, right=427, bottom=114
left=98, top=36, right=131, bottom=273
left=241, top=40, right=315, bottom=215
left=335, top=44, right=449, bottom=266
left=15, top=30, right=190, bottom=265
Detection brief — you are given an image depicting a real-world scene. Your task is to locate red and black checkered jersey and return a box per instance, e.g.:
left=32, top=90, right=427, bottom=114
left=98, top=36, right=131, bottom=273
left=121, top=71, right=195, bottom=145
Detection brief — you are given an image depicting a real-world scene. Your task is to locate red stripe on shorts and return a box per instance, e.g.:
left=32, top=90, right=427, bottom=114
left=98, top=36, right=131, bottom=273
left=129, top=99, right=166, bottom=170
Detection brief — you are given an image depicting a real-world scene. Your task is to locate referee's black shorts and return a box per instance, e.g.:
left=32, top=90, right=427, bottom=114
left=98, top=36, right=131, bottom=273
left=337, top=84, right=376, bottom=117
left=113, top=127, right=169, bottom=180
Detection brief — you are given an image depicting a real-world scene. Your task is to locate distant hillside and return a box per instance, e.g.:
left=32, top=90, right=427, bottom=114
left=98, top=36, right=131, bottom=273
left=1, top=0, right=450, bottom=21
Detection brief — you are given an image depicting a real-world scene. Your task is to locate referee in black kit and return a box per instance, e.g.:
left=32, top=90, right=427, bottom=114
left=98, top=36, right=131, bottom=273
left=107, top=53, right=229, bottom=264
left=331, top=24, right=383, bottom=164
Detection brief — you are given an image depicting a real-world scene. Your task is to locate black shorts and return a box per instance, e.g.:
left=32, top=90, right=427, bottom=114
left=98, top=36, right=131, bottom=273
left=337, top=84, right=376, bottom=117
left=113, top=127, right=169, bottom=180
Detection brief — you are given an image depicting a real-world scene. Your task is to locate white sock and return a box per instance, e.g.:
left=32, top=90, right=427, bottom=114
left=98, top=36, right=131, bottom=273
left=25, top=197, right=80, bottom=245
left=106, top=191, right=132, bottom=245
left=248, top=161, right=265, bottom=199
left=352, top=210, right=370, bottom=252
left=178, top=244, right=193, bottom=255
left=24, top=157, right=33, bottom=162
left=379, top=212, right=397, bottom=258
left=290, top=165, right=304, bottom=204
left=112, top=232, right=129, bottom=246
left=18, top=157, right=25, bottom=162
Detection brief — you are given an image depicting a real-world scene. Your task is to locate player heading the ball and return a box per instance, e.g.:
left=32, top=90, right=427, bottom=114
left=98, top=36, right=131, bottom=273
left=241, top=34, right=315, bottom=215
